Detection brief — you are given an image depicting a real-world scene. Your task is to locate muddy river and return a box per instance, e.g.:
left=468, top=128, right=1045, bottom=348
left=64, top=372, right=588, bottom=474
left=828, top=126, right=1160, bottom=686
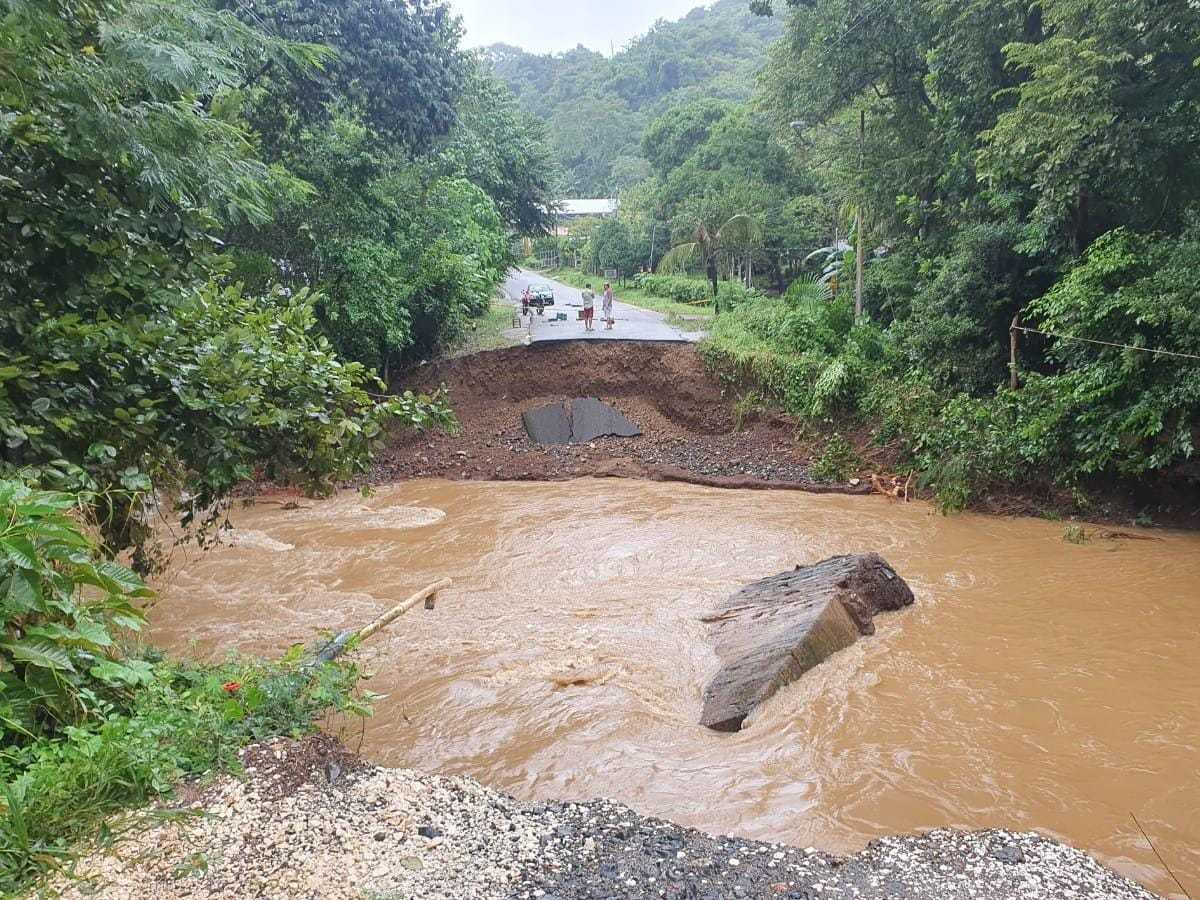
left=154, top=479, right=1200, bottom=897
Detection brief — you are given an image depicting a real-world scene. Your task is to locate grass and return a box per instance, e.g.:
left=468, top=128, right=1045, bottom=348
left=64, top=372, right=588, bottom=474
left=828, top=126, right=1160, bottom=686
left=1, top=652, right=364, bottom=894
left=447, top=296, right=522, bottom=357
left=544, top=267, right=714, bottom=331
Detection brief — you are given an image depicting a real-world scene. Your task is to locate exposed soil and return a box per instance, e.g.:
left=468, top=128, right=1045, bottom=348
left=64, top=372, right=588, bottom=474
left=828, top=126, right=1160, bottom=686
left=376, top=342, right=858, bottom=492
left=374, top=341, right=1199, bottom=529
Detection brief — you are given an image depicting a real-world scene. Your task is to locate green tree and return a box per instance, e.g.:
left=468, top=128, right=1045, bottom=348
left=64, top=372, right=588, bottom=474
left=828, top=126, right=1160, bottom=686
left=641, top=98, right=735, bottom=177
left=0, top=0, right=449, bottom=556
left=979, top=1, right=1200, bottom=254
left=658, top=197, right=759, bottom=304
left=221, top=0, right=469, bottom=153
left=589, top=218, right=642, bottom=277
left=1024, top=225, right=1200, bottom=479
left=435, top=60, right=559, bottom=234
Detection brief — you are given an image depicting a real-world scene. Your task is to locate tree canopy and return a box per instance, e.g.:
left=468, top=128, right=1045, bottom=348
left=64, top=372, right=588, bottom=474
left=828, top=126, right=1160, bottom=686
left=0, top=0, right=553, bottom=557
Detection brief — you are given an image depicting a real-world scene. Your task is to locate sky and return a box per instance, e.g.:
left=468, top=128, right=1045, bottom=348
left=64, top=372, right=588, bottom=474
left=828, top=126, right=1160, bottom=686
left=447, top=0, right=709, bottom=55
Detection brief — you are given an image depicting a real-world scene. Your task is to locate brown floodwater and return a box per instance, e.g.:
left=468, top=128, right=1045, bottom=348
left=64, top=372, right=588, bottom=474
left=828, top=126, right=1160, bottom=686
left=153, top=479, right=1200, bottom=897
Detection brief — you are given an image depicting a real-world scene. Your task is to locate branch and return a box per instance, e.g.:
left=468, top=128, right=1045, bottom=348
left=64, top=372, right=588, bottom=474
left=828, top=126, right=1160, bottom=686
left=310, top=578, right=452, bottom=665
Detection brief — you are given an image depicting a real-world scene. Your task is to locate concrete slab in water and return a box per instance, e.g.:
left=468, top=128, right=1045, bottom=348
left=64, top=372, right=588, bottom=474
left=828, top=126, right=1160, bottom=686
left=522, top=398, right=642, bottom=445
left=700, top=554, right=915, bottom=732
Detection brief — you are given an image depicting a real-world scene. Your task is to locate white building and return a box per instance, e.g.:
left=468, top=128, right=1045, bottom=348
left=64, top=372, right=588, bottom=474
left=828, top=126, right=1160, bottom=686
left=554, top=198, right=619, bottom=234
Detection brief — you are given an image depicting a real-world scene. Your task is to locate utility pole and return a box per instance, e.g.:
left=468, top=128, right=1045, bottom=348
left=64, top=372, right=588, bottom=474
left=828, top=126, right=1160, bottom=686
left=1009, top=314, right=1021, bottom=390
left=855, top=108, right=865, bottom=323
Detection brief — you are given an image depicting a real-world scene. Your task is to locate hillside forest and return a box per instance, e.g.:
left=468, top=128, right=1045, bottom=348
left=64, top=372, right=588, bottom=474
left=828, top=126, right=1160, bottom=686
left=505, top=0, right=1200, bottom=516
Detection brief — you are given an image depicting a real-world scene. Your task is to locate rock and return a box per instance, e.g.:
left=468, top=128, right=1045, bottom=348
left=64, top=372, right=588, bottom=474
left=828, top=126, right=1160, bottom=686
left=699, top=554, right=915, bottom=731
left=991, top=842, right=1025, bottom=864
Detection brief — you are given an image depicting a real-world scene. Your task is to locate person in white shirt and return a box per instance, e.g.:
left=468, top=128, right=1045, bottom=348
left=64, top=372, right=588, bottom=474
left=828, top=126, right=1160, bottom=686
left=581, top=284, right=596, bottom=332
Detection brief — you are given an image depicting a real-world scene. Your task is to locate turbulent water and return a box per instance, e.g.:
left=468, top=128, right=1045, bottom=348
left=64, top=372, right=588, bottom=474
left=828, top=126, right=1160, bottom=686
left=155, top=479, right=1200, bottom=897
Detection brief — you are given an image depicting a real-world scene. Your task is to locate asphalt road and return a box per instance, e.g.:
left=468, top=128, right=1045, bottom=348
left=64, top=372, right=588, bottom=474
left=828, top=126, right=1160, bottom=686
left=503, top=269, right=703, bottom=343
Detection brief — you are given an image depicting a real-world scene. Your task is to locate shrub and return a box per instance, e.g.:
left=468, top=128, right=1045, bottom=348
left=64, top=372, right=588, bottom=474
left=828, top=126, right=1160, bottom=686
left=716, top=280, right=765, bottom=309
left=784, top=274, right=832, bottom=305
left=810, top=434, right=860, bottom=483
left=0, top=480, right=365, bottom=891
left=634, top=274, right=712, bottom=303
left=0, top=652, right=363, bottom=892
left=887, top=223, right=1046, bottom=395
left=1025, top=226, right=1200, bottom=481
left=0, top=482, right=150, bottom=745
left=704, top=224, right=1200, bottom=514
left=702, top=296, right=883, bottom=419
left=0, top=281, right=454, bottom=560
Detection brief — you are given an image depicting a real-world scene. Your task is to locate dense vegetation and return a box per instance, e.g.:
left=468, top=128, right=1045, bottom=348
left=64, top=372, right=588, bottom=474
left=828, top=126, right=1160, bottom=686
left=0, top=0, right=552, bottom=888
left=487, top=0, right=782, bottom=195
left=520, top=0, right=1200, bottom=515
left=1, top=0, right=554, bottom=557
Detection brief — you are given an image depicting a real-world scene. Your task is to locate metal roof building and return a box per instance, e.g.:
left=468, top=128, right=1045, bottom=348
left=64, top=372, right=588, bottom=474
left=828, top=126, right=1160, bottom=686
left=557, top=198, right=619, bottom=218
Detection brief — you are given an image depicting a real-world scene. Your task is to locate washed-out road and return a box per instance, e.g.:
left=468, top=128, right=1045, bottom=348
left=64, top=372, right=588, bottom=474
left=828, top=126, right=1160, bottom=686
left=502, top=268, right=704, bottom=343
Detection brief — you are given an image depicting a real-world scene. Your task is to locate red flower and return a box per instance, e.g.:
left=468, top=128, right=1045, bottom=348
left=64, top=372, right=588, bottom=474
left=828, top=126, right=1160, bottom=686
left=222, top=681, right=242, bottom=694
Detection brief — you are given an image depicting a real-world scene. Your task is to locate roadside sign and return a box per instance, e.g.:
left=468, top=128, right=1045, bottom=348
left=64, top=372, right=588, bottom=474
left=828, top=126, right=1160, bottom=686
left=603, top=268, right=617, bottom=279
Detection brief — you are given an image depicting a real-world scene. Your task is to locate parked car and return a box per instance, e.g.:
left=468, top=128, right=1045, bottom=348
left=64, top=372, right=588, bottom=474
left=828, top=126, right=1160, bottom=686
left=529, top=283, right=555, bottom=306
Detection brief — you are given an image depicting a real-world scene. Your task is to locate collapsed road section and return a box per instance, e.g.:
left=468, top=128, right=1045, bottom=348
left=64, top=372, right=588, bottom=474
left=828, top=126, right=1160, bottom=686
left=522, top=398, right=642, bottom=445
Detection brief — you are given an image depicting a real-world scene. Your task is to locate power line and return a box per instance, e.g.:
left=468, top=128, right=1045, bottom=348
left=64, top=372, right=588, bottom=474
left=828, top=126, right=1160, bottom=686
left=829, top=0, right=892, bottom=51
left=1014, top=325, right=1200, bottom=362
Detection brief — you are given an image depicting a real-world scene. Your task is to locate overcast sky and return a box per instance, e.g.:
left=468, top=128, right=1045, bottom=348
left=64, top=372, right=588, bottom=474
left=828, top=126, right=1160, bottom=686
left=448, top=0, right=709, bottom=55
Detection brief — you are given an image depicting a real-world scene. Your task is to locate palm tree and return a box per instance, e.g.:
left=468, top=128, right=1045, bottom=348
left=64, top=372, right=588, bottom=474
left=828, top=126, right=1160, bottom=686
left=657, top=211, right=759, bottom=312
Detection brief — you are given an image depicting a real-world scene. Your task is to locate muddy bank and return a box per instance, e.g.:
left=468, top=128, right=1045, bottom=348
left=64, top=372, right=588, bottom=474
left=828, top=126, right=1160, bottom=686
left=51, top=737, right=1160, bottom=900
left=379, top=342, right=1199, bottom=528
left=377, top=342, right=834, bottom=489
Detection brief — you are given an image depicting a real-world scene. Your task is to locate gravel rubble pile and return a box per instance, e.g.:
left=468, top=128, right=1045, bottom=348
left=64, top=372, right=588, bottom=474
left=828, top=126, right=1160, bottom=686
left=523, top=798, right=1160, bottom=899
left=49, top=738, right=1159, bottom=900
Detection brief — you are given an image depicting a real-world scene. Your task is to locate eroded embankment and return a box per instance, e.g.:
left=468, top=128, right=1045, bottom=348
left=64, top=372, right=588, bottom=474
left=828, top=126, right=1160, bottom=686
left=377, top=342, right=861, bottom=491
left=50, top=737, right=1160, bottom=900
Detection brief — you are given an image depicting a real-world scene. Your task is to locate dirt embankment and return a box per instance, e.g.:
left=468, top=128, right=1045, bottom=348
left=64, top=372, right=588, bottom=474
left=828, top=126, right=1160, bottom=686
left=375, top=341, right=1200, bottom=528
left=376, top=342, right=868, bottom=494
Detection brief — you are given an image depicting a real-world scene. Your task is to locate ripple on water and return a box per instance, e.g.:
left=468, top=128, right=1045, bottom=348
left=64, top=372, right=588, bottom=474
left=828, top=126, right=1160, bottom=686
left=227, top=530, right=295, bottom=553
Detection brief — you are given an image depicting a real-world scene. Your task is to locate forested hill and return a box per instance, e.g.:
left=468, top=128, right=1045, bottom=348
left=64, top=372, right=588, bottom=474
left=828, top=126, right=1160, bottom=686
left=485, top=0, right=782, bottom=195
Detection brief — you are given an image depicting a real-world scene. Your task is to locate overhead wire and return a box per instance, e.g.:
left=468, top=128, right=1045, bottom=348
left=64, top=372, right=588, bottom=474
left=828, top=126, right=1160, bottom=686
left=828, top=0, right=893, bottom=51
left=1013, top=325, right=1200, bottom=362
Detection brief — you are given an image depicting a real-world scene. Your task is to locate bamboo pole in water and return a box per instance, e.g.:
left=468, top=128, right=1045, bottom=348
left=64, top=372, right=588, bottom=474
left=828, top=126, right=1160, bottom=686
left=311, top=578, right=451, bottom=665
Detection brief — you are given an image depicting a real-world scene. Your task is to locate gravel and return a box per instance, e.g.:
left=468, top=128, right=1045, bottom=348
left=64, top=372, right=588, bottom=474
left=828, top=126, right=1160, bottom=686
left=48, top=737, right=1159, bottom=900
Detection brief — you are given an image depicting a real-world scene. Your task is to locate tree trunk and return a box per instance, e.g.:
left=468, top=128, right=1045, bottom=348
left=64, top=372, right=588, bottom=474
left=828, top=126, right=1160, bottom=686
left=1070, top=186, right=1090, bottom=255
left=707, top=254, right=720, bottom=314
left=771, top=254, right=785, bottom=294
left=854, top=206, right=865, bottom=322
